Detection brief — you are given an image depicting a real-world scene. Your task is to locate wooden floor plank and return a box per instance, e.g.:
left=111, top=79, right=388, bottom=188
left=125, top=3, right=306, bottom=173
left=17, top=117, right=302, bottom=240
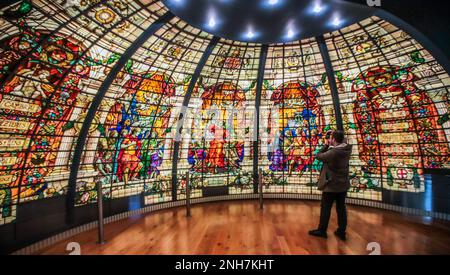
left=37, top=200, right=450, bottom=255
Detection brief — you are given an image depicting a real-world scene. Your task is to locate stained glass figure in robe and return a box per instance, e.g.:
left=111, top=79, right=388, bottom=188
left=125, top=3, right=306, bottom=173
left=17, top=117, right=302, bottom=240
left=188, top=82, right=246, bottom=186
left=267, top=81, right=326, bottom=177
left=353, top=66, right=449, bottom=191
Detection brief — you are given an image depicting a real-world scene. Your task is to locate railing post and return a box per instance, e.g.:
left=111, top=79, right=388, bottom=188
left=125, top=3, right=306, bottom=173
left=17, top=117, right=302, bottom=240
left=97, top=182, right=105, bottom=244
left=186, top=171, right=191, bottom=217
left=259, top=168, right=263, bottom=210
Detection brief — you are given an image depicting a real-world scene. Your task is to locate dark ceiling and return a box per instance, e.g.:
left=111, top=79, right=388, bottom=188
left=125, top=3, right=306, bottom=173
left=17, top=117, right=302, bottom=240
left=344, top=0, right=450, bottom=60
left=161, top=0, right=376, bottom=44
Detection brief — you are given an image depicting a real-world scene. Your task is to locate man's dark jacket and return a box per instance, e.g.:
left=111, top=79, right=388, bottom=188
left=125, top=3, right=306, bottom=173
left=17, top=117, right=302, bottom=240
left=316, top=143, right=352, bottom=193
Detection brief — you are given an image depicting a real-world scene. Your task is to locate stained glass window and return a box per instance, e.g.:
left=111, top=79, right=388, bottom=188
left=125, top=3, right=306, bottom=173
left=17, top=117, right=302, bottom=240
left=178, top=40, right=261, bottom=197
left=0, top=0, right=167, bottom=224
left=260, top=39, right=338, bottom=195
left=325, top=17, right=450, bottom=196
left=75, top=18, right=213, bottom=205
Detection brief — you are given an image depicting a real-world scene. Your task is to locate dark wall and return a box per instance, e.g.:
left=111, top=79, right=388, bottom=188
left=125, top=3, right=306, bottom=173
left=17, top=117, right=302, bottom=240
left=382, top=174, right=450, bottom=214
left=0, top=194, right=143, bottom=254
left=345, top=0, right=450, bottom=60
left=0, top=0, right=20, bottom=10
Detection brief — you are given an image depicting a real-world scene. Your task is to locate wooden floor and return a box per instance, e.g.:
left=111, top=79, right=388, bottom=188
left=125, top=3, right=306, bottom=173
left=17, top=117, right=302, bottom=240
left=38, top=200, right=450, bottom=255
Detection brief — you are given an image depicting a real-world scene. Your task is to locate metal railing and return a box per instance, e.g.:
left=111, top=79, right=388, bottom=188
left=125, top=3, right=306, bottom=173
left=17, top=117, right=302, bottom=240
left=97, top=182, right=105, bottom=244
left=186, top=171, right=191, bottom=217
left=93, top=168, right=288, bottom=245
left=259, top=168, right=264, bottom=210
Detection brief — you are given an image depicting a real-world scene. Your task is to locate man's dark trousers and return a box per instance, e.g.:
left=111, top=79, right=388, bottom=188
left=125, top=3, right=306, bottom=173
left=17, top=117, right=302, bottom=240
left=318, top=192, right=347, bottom=233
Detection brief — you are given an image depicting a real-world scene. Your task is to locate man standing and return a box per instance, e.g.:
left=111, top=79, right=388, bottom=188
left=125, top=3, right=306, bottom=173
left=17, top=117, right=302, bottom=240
left=309, top=130, right=352, bottom=241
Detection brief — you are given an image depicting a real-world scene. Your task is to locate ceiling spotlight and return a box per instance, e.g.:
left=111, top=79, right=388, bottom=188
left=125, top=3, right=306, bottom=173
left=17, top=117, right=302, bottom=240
left=170, top=0, right=185, bottom=6
left=332, top=16, right=342, bottom=27
left=284, top=20, right=297, bottom=40
left=313, top=3, right=323, bottom=14
left=242, top=24, right=259, bottom=40
left=308, top=1, right=326, bottom=16
left=208, top=17, right=216, bottom=28
left=287, top=29, right=295, bottom=38
left=247, top=30, right=255, bottom=39
left=205, top=8, right=219, bottom=30
left=262, top=0, right=283, bottom=9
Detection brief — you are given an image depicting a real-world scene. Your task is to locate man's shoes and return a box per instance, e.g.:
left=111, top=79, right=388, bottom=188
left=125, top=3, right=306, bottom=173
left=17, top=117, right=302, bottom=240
left=308, top=229, right=328, bottom=239
left=334, top=230, right=347, bottom=241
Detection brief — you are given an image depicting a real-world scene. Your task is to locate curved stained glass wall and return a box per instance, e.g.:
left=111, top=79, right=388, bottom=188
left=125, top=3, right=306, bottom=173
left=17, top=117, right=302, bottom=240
left=177, top=41, right=261, bottom=198
left=0, top=0, right=168, bottom=225
left=75, top=16, right=213, bottom=206
left=325, top=17, right=450, bottom=197
left=259, top=38, right=337, bottom=196
left=0, top=0, right=449, bottom=231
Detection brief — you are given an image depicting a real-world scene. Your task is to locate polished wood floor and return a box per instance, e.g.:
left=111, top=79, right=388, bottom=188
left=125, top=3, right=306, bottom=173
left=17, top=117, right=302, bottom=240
left=38, top=200, right=450, bottom=255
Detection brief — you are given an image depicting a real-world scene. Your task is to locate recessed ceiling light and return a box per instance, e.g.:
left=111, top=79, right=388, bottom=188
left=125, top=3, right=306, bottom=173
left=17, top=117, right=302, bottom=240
left=243, top=25, right=259, bottom=40
left=205, top=8, right=219, bottom=30
left=307, top=1, right=326, bottom=16
left=287, top=29, right=295, bottom=39
left=313, top=3, right=323, bottom=14
left=332, top=16, right=342, bottom=26
left=170, top=0, right=184, bottom=6
left=208, top=17, right=216, bottom=28
left=247, top=30, right=255, bottom=39
left=284, top=20, right=297, bottom=40
left=333, top=17, right=342, bottom=27
left=262, top=0, right=283, bottom=9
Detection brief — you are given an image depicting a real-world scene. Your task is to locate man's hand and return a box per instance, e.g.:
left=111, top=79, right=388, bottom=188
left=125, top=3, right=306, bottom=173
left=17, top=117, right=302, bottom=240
left=325, top=130, right=333, bottom=145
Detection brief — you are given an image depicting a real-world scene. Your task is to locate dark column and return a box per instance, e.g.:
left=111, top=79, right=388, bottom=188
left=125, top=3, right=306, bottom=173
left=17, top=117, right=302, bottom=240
left=171, top=36, right=220, bottom=201
left=253, top=45, right=269, bottom=193
left=316, top=35, right=344, bottom=131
